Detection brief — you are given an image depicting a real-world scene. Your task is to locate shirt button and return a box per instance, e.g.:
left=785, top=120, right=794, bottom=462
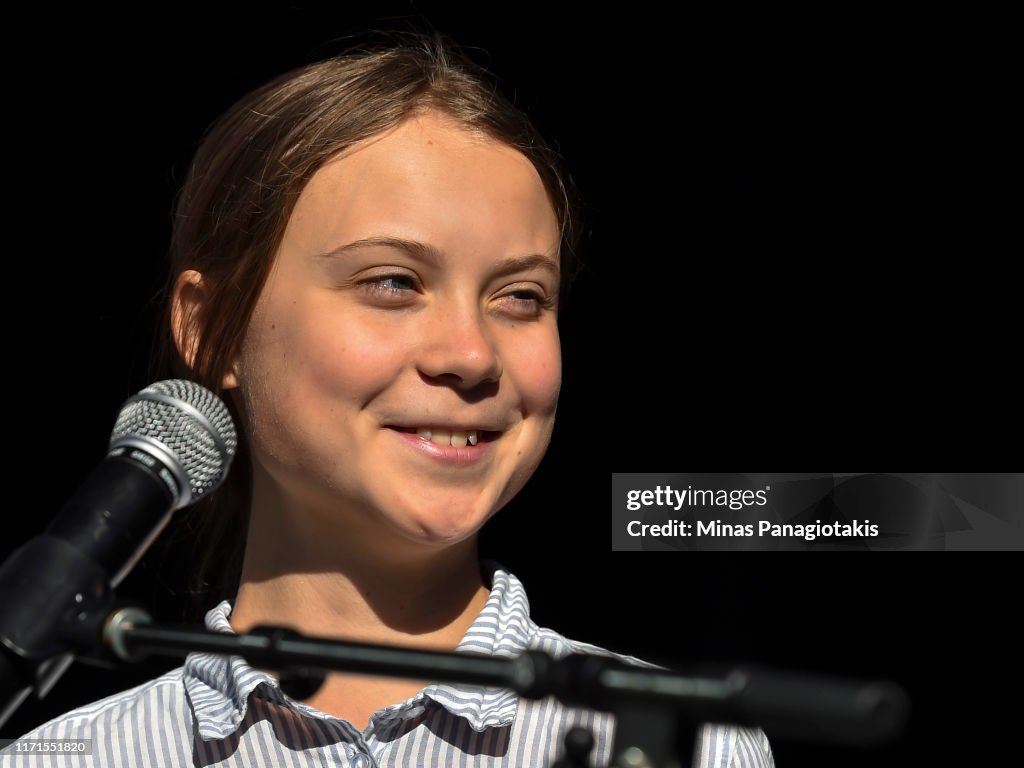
left=351, top=753, right=373, bottom=768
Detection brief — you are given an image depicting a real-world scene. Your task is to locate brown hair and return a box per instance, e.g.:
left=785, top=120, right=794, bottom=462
left=149, top=32, right=583, bottom=618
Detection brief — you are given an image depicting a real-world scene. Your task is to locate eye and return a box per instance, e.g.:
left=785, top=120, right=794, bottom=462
left=359, top=273, right=419, bottom=298
left=494, top=286, right=556, bottom=318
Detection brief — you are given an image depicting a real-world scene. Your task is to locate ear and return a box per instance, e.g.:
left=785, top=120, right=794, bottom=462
left=172, top=270, right=241, bottom=390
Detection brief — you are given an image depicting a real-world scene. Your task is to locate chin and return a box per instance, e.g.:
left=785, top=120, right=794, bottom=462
left=386, top=498, right=495, bottom=548
left=394, top=520, right=484, bottom=551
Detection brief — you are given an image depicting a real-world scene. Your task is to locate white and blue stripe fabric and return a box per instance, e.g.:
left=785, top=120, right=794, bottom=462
left=3, top=563, right=773, bottom=766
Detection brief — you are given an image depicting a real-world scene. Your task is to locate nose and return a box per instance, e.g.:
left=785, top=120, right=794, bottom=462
left=416, top=301, right=502, bottom=390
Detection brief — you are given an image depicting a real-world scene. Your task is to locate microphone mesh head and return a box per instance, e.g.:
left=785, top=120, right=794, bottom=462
left=109, top=379, right=238, bottom=502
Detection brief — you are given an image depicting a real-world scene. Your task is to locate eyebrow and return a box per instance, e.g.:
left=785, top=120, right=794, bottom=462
left=315, top=236, right=560, bottom=280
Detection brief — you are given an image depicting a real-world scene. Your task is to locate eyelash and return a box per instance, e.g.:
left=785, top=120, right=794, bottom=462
left=357, top=275, right=554, bottom=315
left=503, top=289, right=556, bottom=313
left=360, top=274, right=418, bottom=297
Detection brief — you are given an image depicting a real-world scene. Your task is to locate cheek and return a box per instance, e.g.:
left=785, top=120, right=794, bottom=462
left=303, top=329, right=401, bottom=403
left=508, top=330, right=562, bottom=416
left=239, top=305, right=409, bottom=425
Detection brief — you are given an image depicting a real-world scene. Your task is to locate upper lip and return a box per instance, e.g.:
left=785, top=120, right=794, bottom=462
left=387, top=423, right=503, bottom=433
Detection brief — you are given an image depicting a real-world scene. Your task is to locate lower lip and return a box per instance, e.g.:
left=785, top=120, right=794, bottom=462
left=387, top=429, right=495, bottom=466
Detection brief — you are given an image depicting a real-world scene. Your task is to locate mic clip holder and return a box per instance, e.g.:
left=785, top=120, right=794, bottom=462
left=0, top=534, right=114, bottom=707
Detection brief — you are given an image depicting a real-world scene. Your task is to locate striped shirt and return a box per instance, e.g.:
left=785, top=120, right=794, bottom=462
left=2, top=564, right=773, bottom=767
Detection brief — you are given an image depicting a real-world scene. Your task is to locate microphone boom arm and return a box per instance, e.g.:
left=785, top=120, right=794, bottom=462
left=52, top=601, right=909, bottom=767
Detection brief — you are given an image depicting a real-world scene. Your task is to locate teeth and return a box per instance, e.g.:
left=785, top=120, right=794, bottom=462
left=414, top=428, right=481, bottom=447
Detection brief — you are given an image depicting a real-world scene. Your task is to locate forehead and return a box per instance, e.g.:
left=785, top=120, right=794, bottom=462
left=281, top=113, right=561, bottom=261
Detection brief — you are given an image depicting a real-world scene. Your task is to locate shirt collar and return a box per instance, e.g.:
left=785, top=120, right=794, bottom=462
left=183, top=560, right=532, bottom=740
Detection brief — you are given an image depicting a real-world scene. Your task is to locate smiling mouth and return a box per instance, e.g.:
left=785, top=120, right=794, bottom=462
left=388, top=426, right=500, bottom=448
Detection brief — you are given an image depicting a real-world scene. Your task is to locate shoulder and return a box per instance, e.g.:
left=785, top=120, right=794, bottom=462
left=482, top=566, right=775, bottom=767
left=3, top=667, right=194, bottom=766
left=525, top=624, right=775, bottom=768
left=695, top=721, right=776, bottom=768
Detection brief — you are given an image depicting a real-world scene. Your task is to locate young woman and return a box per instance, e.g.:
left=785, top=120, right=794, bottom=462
left=9, top=34, right=773, bottom=767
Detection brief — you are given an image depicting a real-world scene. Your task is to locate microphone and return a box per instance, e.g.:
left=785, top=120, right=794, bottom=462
left=0, top=379, right=237, bottom=727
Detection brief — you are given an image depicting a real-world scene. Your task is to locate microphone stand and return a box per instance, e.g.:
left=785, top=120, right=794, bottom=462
left=2, top=591, right=910, bottom=768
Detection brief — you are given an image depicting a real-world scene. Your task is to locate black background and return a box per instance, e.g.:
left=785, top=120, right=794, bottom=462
left=2, top=3, right=1018, bottom=765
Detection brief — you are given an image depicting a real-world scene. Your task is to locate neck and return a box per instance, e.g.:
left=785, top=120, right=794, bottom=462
left=228, top=486, right=490, bottom=651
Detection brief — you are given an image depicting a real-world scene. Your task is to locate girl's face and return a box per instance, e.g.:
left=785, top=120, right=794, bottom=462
left=230, top=112, right=562, bottom=549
